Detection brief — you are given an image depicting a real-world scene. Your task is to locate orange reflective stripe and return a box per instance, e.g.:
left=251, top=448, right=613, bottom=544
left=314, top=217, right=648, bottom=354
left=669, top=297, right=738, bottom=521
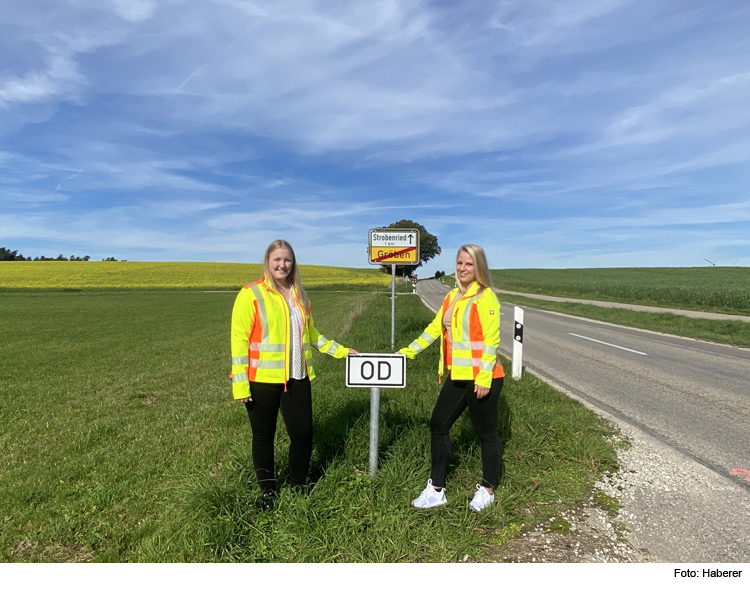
left=247, top=298, right=263, bottom=381
left=469, top=305, right=483, bottom=358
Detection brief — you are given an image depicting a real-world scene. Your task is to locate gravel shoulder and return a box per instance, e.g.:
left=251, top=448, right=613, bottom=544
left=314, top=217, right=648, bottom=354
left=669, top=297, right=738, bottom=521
left=495, top=371, right=750, bottom=564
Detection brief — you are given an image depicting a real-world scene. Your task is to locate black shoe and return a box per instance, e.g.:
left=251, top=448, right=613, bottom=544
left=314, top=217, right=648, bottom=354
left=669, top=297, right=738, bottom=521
left=261, top=491, right=276, bottom=511
left=291, top=484, right=309, bottom=497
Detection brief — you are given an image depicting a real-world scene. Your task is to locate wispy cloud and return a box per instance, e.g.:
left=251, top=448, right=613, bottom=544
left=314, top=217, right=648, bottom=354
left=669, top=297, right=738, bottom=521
left=1, top=0, right=750, bottom=270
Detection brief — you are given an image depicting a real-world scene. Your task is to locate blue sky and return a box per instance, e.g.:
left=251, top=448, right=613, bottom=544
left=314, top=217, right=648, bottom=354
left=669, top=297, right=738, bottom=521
left=2, top=0, right=750, bottom=276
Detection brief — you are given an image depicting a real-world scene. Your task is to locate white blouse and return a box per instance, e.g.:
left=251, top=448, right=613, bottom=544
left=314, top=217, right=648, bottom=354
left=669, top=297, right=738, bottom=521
left=287, top=292, right=307, bottom=380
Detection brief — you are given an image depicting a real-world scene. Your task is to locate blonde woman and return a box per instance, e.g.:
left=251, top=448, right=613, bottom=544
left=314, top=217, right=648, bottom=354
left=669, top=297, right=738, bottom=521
left=230, top=240, right=357, bottom=510
left=399, top=244, right=504, bottom=512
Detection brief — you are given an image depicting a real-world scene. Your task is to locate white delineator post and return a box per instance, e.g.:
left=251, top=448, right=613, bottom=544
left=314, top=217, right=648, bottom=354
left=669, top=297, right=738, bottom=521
left=512, top=306, right=524, bottom=380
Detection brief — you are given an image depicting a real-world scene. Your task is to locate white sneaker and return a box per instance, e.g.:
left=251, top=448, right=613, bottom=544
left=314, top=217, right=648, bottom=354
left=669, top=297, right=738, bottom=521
left=412, top=479, right=447, bottom=508
left=469, top=484, right=494, bottom=512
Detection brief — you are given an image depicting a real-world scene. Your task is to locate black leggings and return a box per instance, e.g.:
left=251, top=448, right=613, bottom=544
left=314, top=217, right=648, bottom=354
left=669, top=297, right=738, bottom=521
left=244, top=378, right=313, bottom=494
left=429, top=377, right=504, bottom=489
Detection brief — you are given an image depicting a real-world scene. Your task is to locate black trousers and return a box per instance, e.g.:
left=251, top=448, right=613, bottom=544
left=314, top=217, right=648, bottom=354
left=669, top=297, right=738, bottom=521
left=429, top=376, right=504, bottom=489
left=244, top=377, right=313, bottom=494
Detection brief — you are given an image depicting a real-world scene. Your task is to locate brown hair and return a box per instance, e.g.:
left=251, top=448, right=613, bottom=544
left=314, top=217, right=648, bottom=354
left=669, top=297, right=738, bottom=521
left=454, top=244, right=492, bottom=293
left=263, top=239, right=309, bottom=308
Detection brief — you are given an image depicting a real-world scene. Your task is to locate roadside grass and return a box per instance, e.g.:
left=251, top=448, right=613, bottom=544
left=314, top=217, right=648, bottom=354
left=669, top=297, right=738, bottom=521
left=498, top=294, right=750, bottom=350
left=1, top=290, right=618, bottom=562
left=490, top=267, right=750, bottom=315
left=0, top=261, right=391, bottom=292
left=152, top=295, right=620, bottom=562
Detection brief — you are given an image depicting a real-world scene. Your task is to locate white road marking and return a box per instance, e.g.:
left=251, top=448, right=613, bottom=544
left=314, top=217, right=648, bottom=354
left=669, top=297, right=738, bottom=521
left=568, top=333, right=648, bottom=356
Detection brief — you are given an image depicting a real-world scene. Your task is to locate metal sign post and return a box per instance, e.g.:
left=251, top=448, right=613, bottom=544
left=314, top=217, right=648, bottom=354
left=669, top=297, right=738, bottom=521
left=391, top=264, right=396, bottom=350
left=369, top=387, right=380, bottom=476
left=346, top=353, right=406, bottom=476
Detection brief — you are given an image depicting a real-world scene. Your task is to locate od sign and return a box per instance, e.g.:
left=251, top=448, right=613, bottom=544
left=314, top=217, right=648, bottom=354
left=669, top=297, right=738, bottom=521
left=346, top=354, right=406, bottom=388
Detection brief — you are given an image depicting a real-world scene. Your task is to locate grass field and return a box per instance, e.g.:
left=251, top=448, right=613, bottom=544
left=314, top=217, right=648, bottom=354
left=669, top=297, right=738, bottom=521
left=0, top=261, right=392, bottom=292
left=0, top=290, right=618, bottom=562
left=490, top=267, right=750, bottom=315
left=496, top=294, right=750, bottom=350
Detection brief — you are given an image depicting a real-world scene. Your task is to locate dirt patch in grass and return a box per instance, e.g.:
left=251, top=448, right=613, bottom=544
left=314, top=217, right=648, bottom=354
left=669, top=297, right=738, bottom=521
left=11, top=540, right=94, bottom=563
left=483, top=490, right=652, bottom=563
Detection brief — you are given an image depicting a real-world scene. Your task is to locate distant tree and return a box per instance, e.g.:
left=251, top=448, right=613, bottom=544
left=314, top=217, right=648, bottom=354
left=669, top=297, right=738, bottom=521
left=378, top=220, right=441, bottom=277
left=434, top=270, right=445, bottom=279
left=102, top=256, right=117, bottom=261
left=0, top=247, right=28, bottom=261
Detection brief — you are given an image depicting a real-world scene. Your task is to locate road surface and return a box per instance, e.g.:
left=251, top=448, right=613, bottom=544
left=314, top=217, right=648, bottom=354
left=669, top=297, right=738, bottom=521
left=416, top=279, right=750, bottom=562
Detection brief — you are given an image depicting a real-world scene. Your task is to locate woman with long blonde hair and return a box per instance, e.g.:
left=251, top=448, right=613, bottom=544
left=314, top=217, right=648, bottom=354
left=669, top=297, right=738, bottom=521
left=230, top=240, right=357, bottom=510
left=399, top=244, right=504, bottom=512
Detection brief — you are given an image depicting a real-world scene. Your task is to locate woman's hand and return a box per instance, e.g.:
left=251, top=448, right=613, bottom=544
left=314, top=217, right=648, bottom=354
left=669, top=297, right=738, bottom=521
left=237, top=396, right=252, bottom=404
left=474, top=384, right=490, bottom=399
left=347, top=349, right=359, bottom=355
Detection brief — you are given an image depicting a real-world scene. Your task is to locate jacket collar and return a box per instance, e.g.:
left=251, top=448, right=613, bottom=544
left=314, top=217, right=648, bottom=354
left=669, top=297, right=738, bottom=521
left=261, top=274, right=275, bottom=291
left=261, top=274, right=298, bottom=303
left=456, top=281, right=481, bottom=299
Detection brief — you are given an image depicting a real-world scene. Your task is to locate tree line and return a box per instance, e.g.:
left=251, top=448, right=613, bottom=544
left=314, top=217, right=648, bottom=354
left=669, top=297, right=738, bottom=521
left=0, top=247, right=117, bottom=262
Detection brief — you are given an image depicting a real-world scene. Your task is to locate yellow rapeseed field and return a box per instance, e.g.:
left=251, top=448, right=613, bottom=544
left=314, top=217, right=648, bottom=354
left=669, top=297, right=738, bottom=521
left=0, top=261, right=391, bottom=291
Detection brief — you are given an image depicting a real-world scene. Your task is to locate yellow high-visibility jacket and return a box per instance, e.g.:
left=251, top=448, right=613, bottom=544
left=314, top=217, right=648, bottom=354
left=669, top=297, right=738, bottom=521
left=230, top=276, right=349, bottom=399
left=399, top=281, right=504, bottom=388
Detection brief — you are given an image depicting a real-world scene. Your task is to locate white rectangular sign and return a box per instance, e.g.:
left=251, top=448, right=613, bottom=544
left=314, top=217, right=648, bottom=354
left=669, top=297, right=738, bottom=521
left=369, top=230, right=419, bottom=247
left=346, top=353, right=406, bottom=388
left=368, top=228, right=420, bottom=265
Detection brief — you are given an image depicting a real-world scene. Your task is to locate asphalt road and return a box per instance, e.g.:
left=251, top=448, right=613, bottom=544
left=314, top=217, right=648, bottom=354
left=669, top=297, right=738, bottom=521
left=416, top=279, right=750, bottom=562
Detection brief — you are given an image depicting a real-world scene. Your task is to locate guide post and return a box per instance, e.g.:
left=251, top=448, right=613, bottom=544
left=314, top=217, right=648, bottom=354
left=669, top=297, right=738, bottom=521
left=512, top=306, right=524, bottom=380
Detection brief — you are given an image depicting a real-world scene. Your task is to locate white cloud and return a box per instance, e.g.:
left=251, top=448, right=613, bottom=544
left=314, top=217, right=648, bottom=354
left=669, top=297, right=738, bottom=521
left=108, top=0, right=156, bottom=23
left=2, top=0, right=750, bottom=269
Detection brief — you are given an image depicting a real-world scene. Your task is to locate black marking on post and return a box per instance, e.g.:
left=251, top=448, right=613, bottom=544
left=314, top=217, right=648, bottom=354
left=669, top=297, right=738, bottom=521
left=514, top=321, right=524, bottom=344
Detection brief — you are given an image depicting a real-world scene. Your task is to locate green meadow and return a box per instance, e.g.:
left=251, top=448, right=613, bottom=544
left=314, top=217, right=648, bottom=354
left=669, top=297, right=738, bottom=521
left=490, top=267, right=750, bottom=315
left=1, top=288, right=618, bottom=562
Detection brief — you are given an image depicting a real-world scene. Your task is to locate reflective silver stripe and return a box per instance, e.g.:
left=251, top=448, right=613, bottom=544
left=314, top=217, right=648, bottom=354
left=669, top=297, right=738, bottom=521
left=452, top=358, right=474, bottom=367
left=483, top=345, right=497, bottom=356
left=411, top=341, right=424, bottom=353
left=249, top=283, right=269, bottom=342
left=453, top=341, right=483, bottom=351
left=232, top=356, right=249, bottom=365
left=316, top=336, right=328, bottom=349
left=419, top=331, right=436, bottom=345
left=248, top=343, right=284, bottom=352
left=304, top=343, right=312, bottom=351
left=249, top=358, right=285, bottom=369
left=461, top=297, right=471, bottom=340
left=232, top=373, right=248, bottom=383
left=327, top=342, right=339, bottom=355
left=480, top=361, right=495, bottom=373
